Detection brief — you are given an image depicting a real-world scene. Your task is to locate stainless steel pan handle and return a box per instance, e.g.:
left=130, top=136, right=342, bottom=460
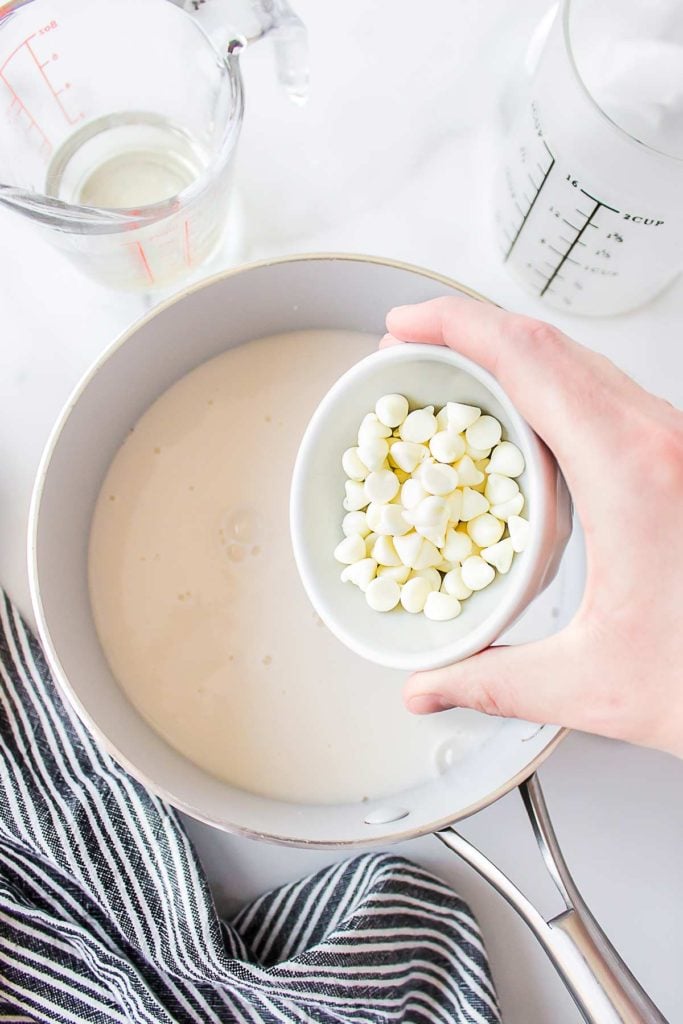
left=438, top=774, right=668, bottom=1024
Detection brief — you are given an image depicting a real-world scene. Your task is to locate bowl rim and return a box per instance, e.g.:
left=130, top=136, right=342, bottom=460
left=290, top=340, right=549, bottom=671
left=27, top=251, right=568, bottom=846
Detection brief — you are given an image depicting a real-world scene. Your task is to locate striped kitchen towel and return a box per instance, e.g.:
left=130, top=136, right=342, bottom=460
left=0, top=591, right=500, bottom=1024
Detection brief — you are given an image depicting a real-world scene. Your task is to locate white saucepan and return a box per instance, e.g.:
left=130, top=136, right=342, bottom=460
left=29, top=255, right=666, bottom=1024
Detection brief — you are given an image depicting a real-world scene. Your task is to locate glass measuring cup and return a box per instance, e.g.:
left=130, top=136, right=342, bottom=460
left=495, top=0, right=683, bottom=316
left=0, top=0, right=307, bottom=290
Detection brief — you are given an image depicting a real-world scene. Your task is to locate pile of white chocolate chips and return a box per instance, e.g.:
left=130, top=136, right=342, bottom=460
left=334, top=394, right=530, bottom=621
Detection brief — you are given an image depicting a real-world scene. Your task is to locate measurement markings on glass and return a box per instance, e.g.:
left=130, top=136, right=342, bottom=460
left=503, top=131, right=622, bottom=298
left=24, top=36, right=82, bottom=126
left=503, top=140, right=555, bottom=261
left=0, top=23, right=83, bottom=147
left=541, top=187, right=620, bottom=297
left=0, top=34, right=52, bottom=151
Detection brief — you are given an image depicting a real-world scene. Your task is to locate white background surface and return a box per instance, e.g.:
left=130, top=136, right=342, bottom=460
left=1, top=1, right=683, bottom=1021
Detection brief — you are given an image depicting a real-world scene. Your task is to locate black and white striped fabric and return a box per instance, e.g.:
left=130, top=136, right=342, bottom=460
left=0, top=591, right=500, bottom=1023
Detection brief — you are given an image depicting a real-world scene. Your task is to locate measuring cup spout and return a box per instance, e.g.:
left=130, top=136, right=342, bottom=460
left=173, top=0, right=309, bottom=104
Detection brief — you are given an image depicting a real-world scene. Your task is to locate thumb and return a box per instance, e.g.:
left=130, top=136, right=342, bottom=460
left=405, top=632, right=581, bottom=728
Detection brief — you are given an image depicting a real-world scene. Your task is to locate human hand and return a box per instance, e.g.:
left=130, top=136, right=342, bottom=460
left=382, top=297, right=683, bottom=758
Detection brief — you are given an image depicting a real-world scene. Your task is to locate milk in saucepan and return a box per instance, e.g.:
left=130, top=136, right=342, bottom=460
left=89, top=330, right=499, bottom=804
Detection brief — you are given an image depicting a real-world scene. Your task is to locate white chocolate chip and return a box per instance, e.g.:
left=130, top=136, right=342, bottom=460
left=490, top=493, right=525, bottom=521
left=372, top=535, right=403, bottom=566
left=358, top=412, right=392, bottom=443
left=466, top=414, right=502, bottom=451
left=393, top=531, right=424, bottom=569
left=487, top=441, right=525, bottom=478
left=377, top=564, right=411, bottom=584
left=465, top=444, right=491, bottom=461
left=460, top=487, right=490, bottom=521
left=401, top=478, right=427, bottom=509
left=394, top=532, right=441, bottom=570
left=457, top=524, right=479, bottom=550
left=365, top=503, right=382, bottom=532
left=415, top=525, right=446, bottom=549
left=461, top=555, right=496, bottom=591
left=508, top=515, right=530, bottom=552
left=442, top=527, right=473, bottom=563
left=341, top=557, right=378, bottom=590
left=417, top=460, right=459, bottom=496
left=375, top=393, right=409, bottom=428
left=411, top=567, right=442, bottom=591
left=400, top=576, right=433, bottom=613
left=399, top=406, right=438, bottom=443
left=481, top=538, right=514, bottom=574
left=342, top=511, right=370, bottom=538
left=343, top=480, right=369, bottom=511
left=334, top=535, right=366, bottom=564
left=358, top=437, right=389, bottom=472
left=389, top=440, right=428, bottom=473
left=406, top=495, right=450, bottom=531
left=435, top=406, right=450, bottom=431
left=454, top=454, right=484, bottom=487
left=445, top=402, right=481, bottom=433
left=467, top=513, right=505, bottom=548
left=412, top=537, right=442, bottom=570
left=485, top=473, right=520, bottom=505
left=341, top=447, right=368, bottom=481
left=445, top=489, right=463, bottom=524
left=424, top=591, right=461, bottom=621
left=364, top=469, right=400, bottom=504
left=441, top=566, right=473, bottom=600
left=372, top=503, right=411, bottom=536
left=365, top=576, right=401, bottom=612
left=429, top=430, right=466, bottom=464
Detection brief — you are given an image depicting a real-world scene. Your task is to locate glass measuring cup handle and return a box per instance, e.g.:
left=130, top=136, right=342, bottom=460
left=171, top=0, right=309, bottom=103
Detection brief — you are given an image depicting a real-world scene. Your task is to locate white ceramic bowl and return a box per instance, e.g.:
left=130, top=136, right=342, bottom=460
left=291, top=342, right=572, bottom=671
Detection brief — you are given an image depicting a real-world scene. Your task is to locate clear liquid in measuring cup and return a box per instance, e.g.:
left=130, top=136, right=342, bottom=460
left=43, top=111, right=233, bottom=290
left=45, top=112, right=208, bottom=209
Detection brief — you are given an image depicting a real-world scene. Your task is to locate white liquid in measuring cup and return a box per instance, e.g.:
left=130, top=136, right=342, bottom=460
left=89, top=329, right=502, bottom=805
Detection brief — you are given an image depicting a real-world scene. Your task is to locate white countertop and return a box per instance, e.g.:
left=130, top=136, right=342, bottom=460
left=2, top=1, right=682, bottom=1020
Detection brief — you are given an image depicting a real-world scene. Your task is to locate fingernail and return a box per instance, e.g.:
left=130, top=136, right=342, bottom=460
left=406, top=693, right=454, bottom=715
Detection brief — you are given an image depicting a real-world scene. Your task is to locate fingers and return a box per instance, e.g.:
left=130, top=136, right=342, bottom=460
left=379, top=332, right=401, bottom=349
left=404, top=633, right=587, bottom=730
left=385, top=297, right=644, bottom=484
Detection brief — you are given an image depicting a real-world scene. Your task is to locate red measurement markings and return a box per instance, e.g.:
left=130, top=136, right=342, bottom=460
left=0, top=35, right=51, bottom=151
left=183, top=219, right=192, bottom=267
left=132, top=242, right=155, bottom=286
left=24, top=36, right=81, bottom=125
